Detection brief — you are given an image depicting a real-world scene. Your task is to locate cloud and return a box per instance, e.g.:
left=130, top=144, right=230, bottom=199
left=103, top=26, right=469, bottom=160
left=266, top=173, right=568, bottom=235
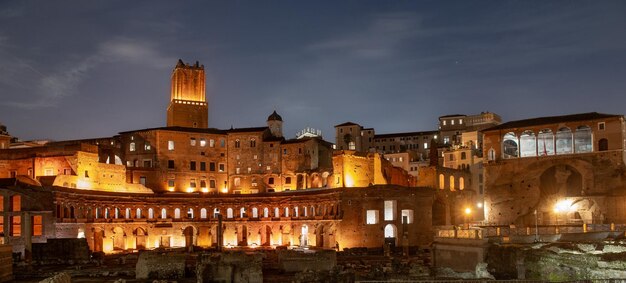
left=1, top=37, right=175, bottom=109
left=307, top=12, right=422, bottom=59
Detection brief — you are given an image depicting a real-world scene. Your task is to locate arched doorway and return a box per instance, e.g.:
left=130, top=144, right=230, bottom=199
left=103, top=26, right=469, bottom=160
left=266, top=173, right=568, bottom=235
left=135, top=228, right=147, bottom=250
left=93, top=228, right=104, bottom=252
left=316, top=225, right=325, bottom=248
left=112, top=227, right=125, bottom=250
left=261, top=225, right=272, bottom=246
left=183, top=226, right=194, bottom=248
left=300, top=225, right=309, bottom=247
left=237, top=225, right=248, bottom=246
left=384, top=224, right=397, bottom=249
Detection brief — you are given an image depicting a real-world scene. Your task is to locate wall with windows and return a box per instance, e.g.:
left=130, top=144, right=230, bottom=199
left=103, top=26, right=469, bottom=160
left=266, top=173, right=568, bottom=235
left=483, top=116, right=624, bottom=162
left=338, top=186, right=434, bottom=248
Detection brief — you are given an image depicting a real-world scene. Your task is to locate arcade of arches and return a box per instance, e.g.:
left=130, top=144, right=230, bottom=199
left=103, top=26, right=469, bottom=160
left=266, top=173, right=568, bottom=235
left=49, top=185, right=435, bottom=253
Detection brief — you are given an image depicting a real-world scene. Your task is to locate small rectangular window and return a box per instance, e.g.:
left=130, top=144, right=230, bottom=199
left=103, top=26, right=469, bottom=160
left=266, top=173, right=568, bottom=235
left=200, top=138, right=206, bottom=147
left=219, top=164, right=225, bottom=172
left=168, top=179, right=175, bottom=187
left=598, top=122, right=606, bottom=131
left=190, top=161, right=196, bottom=171
left=139, top=176, right=146, bottom=186
left=209, top=162, right=216, bottom=171
left=168, top=140, right=175, bottom=150
left=12, top=195, right=20, bottom=212
left=220, top=139, right=225, bottom=147
left=11, top=216, right=21, bottom=236
left=384, top=200, right=396, bottom=221
left=168, top=160, right=175, bottom=169
left=401, top=209, right=414, bottom=224
left=200, top=162, right=206, bottom=171
left=210, top=179, right=216, bottom=188
left=210, top=139, right=215, bottom=147
left=366, top=210, right=379, bottom=224
left=190, top=138, right=197, bottom=146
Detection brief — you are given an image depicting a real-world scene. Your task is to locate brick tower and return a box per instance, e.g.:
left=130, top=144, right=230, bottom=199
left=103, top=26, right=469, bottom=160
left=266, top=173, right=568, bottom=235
left=166, top=59, right=208, bottom=128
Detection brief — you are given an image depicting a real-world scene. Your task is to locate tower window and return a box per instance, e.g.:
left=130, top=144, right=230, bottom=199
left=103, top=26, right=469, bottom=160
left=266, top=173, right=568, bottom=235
left=168, top=141, right=175, bottom=150
left=190, top=138, right=196, bottom=146
left=235, top=139, right=241, bottom=148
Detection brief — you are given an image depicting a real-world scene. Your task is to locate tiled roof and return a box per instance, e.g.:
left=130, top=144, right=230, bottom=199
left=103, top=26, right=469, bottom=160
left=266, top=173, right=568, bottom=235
left=334, top=122, right=359, bottom=127
left=483, top=112, right=622, bottom=132
left=119, top=126, right=226, bottom=135
left=374, top=130, right=438, bottom=139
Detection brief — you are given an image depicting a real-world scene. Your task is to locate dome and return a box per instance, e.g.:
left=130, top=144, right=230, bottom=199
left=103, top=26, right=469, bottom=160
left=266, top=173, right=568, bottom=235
left=267, top=110, right=283, bottom=122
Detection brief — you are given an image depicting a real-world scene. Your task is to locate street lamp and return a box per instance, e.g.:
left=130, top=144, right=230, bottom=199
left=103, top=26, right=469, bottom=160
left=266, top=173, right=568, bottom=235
left=464, top=207, right=472, bottom=229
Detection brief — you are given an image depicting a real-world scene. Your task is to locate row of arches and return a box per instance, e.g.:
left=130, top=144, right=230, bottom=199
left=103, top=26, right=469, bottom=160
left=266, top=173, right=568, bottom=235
left=56, top=202, right=341, bottom=221
left=496, top=126, right=602, bottom=159
left=438, top=174, right=466, bottom=191
left=91, top=223, right=336, bottom=252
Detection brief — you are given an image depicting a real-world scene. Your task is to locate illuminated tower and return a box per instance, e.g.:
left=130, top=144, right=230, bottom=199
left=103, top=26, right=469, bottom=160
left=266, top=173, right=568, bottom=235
left=166, top=59, right=208, bottom=128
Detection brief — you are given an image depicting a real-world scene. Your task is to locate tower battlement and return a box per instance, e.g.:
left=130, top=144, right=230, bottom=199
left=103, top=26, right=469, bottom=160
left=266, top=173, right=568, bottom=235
left=167, top=59, right=209, bottom=128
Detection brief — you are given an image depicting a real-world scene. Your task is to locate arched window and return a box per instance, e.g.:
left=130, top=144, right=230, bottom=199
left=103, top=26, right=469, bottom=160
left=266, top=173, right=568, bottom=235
left=234, top=139, right=241, bottom=148
left=556, top=127, right=573, bottom=155
left=250, top=139, right=256, bottom=148
left=294, top=207, right=299, bottom=217
left=598, top=138, right=608, bottom=151
left=125, top=208, right=131, bottom=219
left=136, top=208, right=142, bottom=219
left=537, top=129, right=555, bottom=156
left=439, top=174, right=445, bottom=190
left=148, top=208, right=154, bottom=219
left=284, top=207, right=290, bottom=217
left=174, top=208, right=181, bottom=219
left=519, top=130, right=537, bottom=157
left=213, top=208, right=220, bottom=218
left=449, top=176, right=455, bottom=190
left=384, top=224, right=397, bottom=238
left=187, top=208, right=194, bottom=219
left=226, top=208, right=234, bottom=218
left=502, top=132, right=518, bottom=158
left=114, top=208, right=120, bottom=219
left=161, top=208, right=167, bottom=219
left=274, top=207, right=280, bottom=217
left=574, top=125, right=592, bottom=153
left=240, top=207, right=246, bottom=218
left=252, top=207, right=258, bottom=218
left=200, top=208, right=207, bottom=219
left=263, top=207, right=269, bottom=218
left=459, top=177, right=465, bottom=190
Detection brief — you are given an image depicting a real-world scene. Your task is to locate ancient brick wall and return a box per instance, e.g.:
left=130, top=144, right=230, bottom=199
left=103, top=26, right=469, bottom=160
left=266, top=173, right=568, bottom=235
left=484, top=151, right=626, bottom=225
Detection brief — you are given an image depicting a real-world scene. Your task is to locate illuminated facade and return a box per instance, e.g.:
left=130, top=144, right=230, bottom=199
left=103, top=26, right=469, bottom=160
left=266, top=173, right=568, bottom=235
left=167, top=60, right=208, bottom=128
left=482, top=112, right=626, bottom=225
left=0, top=60, right=434, bottom=258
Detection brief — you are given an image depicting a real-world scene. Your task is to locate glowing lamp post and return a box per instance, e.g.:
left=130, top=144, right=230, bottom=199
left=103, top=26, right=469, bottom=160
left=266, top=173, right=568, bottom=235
left=464, top=207, right=472, bottom=229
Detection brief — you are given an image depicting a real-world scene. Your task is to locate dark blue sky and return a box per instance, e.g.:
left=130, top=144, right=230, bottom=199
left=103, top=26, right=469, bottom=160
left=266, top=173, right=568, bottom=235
left=1, top=1, right=625, bottom=141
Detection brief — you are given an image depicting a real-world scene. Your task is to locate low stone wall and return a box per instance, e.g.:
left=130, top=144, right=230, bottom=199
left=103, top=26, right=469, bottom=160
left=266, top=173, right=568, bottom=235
left=197, top=251, right=263, bottom=283
left=32, top=239, right=89, bottom=265
left=135, top=252, right=185, bottom=279
left=0, top=245, right=12, bottom=283
left=487, top=242, right=626, bottom=280
left=277, top=249, right=336, bottom=272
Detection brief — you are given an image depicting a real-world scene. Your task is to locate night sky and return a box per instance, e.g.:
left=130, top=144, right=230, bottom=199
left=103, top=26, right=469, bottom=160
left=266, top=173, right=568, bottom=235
left=1, top=1, right=625, bottom=141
